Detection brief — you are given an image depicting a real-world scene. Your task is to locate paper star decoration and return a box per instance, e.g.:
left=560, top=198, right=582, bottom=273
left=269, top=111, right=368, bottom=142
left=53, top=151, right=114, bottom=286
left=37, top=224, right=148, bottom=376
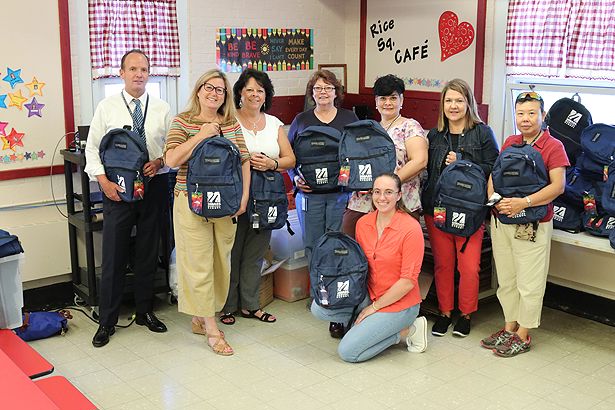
left=38, top=150, right=45, bottom=159
left=16, top=153, right=24, bottom=161
left=0, top=121, right=7, bottom=135
left=9, top=153, right=17, bottom=162
left=3, top=68, right=24, bottom=89
left=8, top=90, right=28, bottom=110
left=0, top=94, right=6, bottom=108
left=5, top=128, right=24, bottom=149
left=24, top=97, right=45, bottom=117
left=31, top=152, right=38, bottom=160
left=3, top=155, right=10, bottom=162
left=24, top=152, right=31, bottom=160
left=25, top=77, right=45, bottom=96
left=1, top=136, right=10, bottom=151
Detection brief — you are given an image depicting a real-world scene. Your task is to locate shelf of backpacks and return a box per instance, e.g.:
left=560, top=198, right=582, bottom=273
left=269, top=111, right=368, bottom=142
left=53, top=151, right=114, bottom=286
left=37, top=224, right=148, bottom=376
left=551, top=230, right=614, bottom=253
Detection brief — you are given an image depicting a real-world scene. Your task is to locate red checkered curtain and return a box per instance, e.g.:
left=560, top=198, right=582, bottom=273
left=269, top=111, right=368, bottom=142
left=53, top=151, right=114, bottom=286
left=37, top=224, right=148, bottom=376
left=88, top=0, right=180, bottom=79
left=506, top=0, right=615, bottom=81
left=566, top=1, right=615, bottom=80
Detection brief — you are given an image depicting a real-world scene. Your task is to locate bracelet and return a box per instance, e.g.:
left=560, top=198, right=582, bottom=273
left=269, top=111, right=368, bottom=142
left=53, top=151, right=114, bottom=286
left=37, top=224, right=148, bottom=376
left=159, top=157, right=165, bottom=167
left=273, top=159, right=279, bottom=171
left=525, top=196, right=532, bottom=207
left=372, top=301, right=379, bottom=311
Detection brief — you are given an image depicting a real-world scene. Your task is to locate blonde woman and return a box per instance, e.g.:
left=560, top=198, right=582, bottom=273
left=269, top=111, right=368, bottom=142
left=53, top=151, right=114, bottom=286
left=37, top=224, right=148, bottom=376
left=164, top=69, right=251, bottom=355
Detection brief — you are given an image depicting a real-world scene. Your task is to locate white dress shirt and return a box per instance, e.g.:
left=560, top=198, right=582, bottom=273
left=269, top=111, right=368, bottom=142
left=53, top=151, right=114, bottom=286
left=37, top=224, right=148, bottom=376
left=84, top=90, right=171, bottom=180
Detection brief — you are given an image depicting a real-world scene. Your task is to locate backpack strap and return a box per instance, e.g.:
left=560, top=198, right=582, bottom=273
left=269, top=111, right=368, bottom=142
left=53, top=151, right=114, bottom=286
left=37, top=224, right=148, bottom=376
left=286, top=220, right=295, bottom=236
left=460, top=236, right=470, bottom=253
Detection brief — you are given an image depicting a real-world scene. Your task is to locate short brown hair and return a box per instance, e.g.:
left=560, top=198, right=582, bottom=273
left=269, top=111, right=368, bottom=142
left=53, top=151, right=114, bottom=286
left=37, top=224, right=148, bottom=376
left=305, top=69, right=344, bottom=107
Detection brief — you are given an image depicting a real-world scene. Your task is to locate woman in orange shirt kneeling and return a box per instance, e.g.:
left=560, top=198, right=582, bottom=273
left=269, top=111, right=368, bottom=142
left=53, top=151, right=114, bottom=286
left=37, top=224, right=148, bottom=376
left=311, top=173, right=428, bottom=362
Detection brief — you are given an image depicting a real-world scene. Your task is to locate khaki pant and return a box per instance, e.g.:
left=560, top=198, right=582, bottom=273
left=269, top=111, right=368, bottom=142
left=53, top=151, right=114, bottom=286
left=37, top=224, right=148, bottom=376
left=491, top=216, right=553, bottom=329
left=173, top=193, right=237, bottom=317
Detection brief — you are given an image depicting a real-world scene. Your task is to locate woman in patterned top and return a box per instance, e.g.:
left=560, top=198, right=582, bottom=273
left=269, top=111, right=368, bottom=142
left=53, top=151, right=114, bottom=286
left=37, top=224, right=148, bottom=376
left=342, top=74, right=428, bottom=238
left=164, top=69, right=251, bottom=356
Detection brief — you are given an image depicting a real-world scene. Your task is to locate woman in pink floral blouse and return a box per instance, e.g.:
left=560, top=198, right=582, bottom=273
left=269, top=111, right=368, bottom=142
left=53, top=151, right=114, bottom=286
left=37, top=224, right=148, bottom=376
left=342, top=74, right=428, bottom=238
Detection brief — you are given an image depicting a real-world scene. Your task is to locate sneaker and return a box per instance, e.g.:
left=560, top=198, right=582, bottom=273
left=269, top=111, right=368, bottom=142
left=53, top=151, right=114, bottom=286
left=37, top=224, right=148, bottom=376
left=493, top=334, right=531, bottom=357
left=431, top=315, right=452, bottom=336
left=329, top=322, right=345, bottom=339
left=452, top=316, right=471, bottom=337
left=480, top=329, right=513, bottom=349
left=407, top=316, right=428, bottom=353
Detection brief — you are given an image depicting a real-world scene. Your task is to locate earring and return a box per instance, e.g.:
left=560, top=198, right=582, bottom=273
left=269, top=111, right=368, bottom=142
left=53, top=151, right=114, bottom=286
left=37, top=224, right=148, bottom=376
left=239, top=99, right=243, bottom=108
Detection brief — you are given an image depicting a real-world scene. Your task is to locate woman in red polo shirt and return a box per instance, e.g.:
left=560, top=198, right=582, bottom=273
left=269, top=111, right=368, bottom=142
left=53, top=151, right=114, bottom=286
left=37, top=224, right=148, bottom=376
left=482, top=91, right=568, bottom=357
left=311, top=173, right=428, bottom=362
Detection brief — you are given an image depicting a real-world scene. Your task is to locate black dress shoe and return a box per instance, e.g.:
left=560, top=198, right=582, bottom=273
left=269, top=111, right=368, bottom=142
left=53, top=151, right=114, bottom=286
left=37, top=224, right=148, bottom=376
left=92, top=325, right=115, bottom=347
left=135, top=312, right=167, bottom=333
left=329, top=322, right=345, bottom=339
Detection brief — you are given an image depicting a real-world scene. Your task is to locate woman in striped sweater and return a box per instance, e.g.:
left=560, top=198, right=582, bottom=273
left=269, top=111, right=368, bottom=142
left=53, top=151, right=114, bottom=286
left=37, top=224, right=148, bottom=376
left=164, top=69, right=251, bottom=356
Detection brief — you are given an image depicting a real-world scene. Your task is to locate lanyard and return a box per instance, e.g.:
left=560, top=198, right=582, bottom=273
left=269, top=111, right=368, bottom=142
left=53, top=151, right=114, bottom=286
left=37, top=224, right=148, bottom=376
left=121, top=92, right=150, bottom=132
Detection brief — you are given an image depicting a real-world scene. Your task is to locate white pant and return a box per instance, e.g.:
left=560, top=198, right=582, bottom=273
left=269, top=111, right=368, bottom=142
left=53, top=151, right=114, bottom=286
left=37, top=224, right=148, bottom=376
left=491, top=217, right=553, bottom=329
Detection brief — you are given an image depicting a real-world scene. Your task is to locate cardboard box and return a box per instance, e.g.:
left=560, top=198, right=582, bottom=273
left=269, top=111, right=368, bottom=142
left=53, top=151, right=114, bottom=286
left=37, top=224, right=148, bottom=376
left=273, top=262, right=310, bottom=302
left=259, top=273, right=274, bottom=307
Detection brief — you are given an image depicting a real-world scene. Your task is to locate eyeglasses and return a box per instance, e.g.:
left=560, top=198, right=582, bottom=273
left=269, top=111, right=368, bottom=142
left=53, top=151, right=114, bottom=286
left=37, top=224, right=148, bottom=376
left=202, top=83, right=226, bottom=96
left=516, top=91, right=543, bottom=102
left=376, top=95, right=400, bottom=104
left=313, top=85, right=336, bottom=93
left=372, top=189, right=399, bottom=197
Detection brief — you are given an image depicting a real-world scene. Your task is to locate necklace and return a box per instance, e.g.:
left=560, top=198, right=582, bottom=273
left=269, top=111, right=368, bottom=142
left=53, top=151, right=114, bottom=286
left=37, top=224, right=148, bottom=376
left=241, top=111, right=263, bottom=133
left=382, top=114, right=401, bottom=131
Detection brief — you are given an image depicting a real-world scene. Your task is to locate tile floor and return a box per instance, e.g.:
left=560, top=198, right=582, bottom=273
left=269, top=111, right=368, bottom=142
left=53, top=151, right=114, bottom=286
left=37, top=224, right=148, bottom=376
left=28, top=297, right=615, bottom=410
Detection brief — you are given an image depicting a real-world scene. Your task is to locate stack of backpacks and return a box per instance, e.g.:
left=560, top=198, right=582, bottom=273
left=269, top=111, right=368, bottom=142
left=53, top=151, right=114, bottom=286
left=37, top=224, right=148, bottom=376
left=546, top=96, right=615, bottom=249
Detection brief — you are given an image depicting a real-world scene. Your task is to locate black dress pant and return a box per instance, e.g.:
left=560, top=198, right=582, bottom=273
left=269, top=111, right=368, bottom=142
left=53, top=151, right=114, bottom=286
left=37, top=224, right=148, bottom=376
left=99, top=173, right=168, bottom=326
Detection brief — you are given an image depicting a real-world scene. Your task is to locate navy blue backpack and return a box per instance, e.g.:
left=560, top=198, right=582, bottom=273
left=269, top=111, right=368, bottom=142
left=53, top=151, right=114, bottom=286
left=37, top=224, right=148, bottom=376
left=433, top=160, right=488, bottom=238
left=577, top=123, right=615, bottom=181
left=492, top=143, right=549, bottom=224
left=294, top=126, right=341, bottom=192
left=187, top=134, right=243, bottom=218
left=249, top=170, right=292, bottom=231
left=610, top=228, right=615, bottom=250
left=310, top=232, right=368, bottom=310
left=338, top=120, right=396, bottom=191
left=602, top=159, right=615, bottom=216
left=0, top=229, right=24, bottom=258
left=553, top=167, right=593, bottom=233
left=99, top=127, right=149, bottom=202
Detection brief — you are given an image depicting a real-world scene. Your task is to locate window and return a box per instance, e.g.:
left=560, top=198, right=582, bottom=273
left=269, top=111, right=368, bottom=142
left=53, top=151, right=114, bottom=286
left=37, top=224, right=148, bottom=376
left=504, top=1, right=615, bottom=136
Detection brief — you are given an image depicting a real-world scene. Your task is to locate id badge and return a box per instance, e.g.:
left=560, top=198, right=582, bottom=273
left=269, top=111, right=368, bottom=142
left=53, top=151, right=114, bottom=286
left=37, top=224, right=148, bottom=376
left=133, top=174, right=144, bottom=200
left=251, top=212, right=260, bottom=229
left=338, top=164, right=350, bottom=186
left=604, top=165, right=609, bottom=182
left=191, top=191, right=203, bottom=214
left=433, top=207, right=446, bottom=228
left=583, top=193, right=596, bottom=215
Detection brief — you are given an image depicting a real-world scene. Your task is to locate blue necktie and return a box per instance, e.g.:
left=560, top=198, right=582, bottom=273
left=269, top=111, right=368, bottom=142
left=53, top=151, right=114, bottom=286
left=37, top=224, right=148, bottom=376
left=132, top=98, right=146, bottom=145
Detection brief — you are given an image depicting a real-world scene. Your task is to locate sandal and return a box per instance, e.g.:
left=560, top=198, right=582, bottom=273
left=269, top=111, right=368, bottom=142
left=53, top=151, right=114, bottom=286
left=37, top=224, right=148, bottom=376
left=205, top=331, right=234, bottom=356
left=191, top=319, right=224, bottom=337
left=241, top=309, right=276, bottom=323
left=219, top=312, right=236, bottom=325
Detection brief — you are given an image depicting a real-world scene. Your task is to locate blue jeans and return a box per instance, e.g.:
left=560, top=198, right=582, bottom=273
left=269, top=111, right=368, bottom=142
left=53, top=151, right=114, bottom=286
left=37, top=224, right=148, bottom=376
left=295, top=191, right=350, bottom=263
left=311, top=296, right=420, bottom=363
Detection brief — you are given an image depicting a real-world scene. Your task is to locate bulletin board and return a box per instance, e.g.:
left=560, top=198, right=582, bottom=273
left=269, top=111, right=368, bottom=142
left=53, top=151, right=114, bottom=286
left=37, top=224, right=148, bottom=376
left=0, top=0, right=74, bottom=181
left=360, top=0, right=486, bottom=102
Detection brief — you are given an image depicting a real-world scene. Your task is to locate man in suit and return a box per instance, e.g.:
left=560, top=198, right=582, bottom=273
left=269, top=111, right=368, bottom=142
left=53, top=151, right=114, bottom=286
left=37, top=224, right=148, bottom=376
left=85, top=49, right=171, bottom=347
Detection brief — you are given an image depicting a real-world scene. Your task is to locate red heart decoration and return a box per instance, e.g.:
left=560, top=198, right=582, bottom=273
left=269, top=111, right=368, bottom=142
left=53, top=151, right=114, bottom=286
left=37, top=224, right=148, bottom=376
left=439, top=11, right=475, bottom=62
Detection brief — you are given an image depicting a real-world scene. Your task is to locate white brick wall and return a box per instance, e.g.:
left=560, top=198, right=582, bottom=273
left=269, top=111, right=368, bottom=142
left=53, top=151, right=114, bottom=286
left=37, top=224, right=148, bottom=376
left=185, top=0, right=356, bottom=95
